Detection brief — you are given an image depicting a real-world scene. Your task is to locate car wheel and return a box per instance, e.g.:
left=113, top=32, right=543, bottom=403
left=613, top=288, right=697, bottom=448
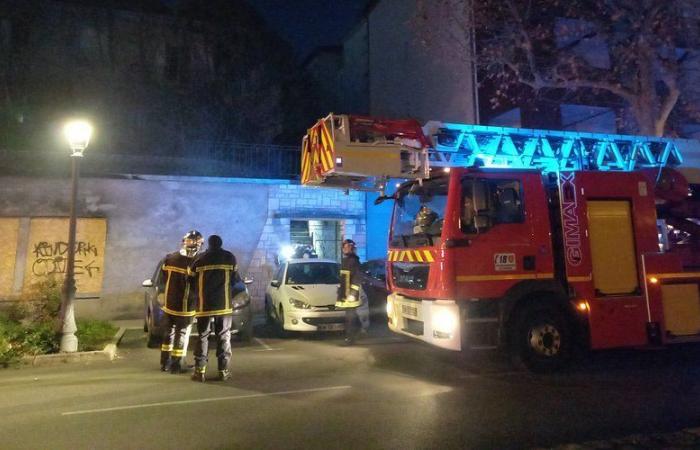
left=146, top=312, right=160, bottom=349
left=510, top=303, right=572, bottom=373
left=265, top=297, right=275, bottom=325
left=276, top=305, right=289, bottom=338
left=241, top=322, right=254, bottom=342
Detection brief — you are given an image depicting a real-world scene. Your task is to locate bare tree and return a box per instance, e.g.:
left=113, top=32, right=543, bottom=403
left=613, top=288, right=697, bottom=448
left=415, top=0, right=700, bottom=136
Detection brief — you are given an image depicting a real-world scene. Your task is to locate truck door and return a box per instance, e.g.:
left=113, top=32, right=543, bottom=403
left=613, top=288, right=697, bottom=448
left=454, top=173, right=553, bottom=300
left=586, top=200, right=648, bottom=348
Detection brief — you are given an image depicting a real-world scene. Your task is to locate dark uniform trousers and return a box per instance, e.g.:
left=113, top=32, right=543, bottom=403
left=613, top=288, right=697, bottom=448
left=194, top=315, right=233, bottom=371
left=161, top=315, right=192, bottom=367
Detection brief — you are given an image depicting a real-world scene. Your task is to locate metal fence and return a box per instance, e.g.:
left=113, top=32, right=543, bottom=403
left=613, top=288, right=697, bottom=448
left=0, top=143, right=302, bottom=179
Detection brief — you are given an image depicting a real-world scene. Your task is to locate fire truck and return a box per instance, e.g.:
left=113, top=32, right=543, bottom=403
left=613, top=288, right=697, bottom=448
left=301, top=114, right=700, bottom=371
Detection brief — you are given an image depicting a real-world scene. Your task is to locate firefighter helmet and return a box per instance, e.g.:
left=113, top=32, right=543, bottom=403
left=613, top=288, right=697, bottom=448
left=180, top=230, right=203, bottom=257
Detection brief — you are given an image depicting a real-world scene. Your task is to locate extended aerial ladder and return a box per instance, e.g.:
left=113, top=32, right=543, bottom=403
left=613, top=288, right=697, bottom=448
left=301, top=113, right=699, bottom=191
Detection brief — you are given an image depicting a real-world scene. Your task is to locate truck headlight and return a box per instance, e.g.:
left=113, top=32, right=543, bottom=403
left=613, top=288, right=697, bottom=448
left=289, top=297, right=310, bottom=309
left=386, top=299, right=393, bottom=316
left=432, top=308, right=457, bottom=335
left=232, top=293, right=250, bottom=310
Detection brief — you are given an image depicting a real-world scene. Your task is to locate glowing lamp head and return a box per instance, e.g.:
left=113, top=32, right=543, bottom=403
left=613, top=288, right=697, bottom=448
left=64, top=120, right=93, bottom=156
left=649, top=276, right=659, bottom=284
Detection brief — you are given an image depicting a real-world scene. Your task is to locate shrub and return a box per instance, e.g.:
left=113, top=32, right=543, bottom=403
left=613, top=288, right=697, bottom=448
left=76, top=319, right=118, bottom=351
left=10, top=277, right=62, bottom=325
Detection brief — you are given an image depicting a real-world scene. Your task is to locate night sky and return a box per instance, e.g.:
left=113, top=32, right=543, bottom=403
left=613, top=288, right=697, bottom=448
left=248, top=0, right=370, bottom=59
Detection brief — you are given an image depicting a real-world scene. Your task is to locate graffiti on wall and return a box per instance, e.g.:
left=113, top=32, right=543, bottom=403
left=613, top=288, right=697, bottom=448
left=23, top=218, right=107, bottom=295
left=0, top=218, right=20, bottom=297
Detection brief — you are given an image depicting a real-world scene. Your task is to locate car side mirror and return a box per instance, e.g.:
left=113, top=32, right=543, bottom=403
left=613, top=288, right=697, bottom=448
left=142, top=279, right=153, bottom=288
left=243, top=276, right=254, bottom=285
left=474, top=214, right=491, bottom=232
left=270, top=280, right=280, bottom=288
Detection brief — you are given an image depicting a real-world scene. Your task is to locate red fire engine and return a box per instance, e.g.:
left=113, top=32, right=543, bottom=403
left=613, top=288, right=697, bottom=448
left=302, top=113, right=700, bottom=371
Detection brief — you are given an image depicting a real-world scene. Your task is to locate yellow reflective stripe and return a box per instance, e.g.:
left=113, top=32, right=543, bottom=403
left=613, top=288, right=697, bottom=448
left=164, top=270, right=171, bottom=306
left=225, top=269, right=231, bottom=310
left=648, top=272, right=700, bottom=280
left=161, top=307, right=196, bottom=317
left=405, top=251, right=414, bottom=262
left=423, top=251, right=434, bottom=262
left=414, top=251, right=424, bottom=262
left=195, top=265, right=234, bottom=272
left=350, top=284, right=360, bottom=290
left=456, top=273, right=554, bottom=282
left=182, top=282, right=190, bottom=312
left=195, top=309, right=233, bottom=317
left=171, top=349, right=185, bottom=357
left=161, top=345, right=173, bottom=351
left=163, top=265, right=188, bottom=275
left=567, top=275, right=592, bottom=282
left=198, top=272, right=204, bottom=312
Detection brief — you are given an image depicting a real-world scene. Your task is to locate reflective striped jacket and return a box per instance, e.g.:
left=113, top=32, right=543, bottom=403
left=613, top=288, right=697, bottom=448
left=189, top=248, right=238, bottom=316
left=160, top=252, right=196, bottom=317
left=338, top=253, right=361, bottom=302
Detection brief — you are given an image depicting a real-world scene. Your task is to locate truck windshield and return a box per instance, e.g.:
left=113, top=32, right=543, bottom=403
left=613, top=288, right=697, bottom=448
left=390, top=178, right=448, bottom=247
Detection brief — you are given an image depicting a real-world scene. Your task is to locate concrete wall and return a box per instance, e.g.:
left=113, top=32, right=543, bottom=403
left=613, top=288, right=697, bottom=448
left=0, top=175, right=366, bottom=319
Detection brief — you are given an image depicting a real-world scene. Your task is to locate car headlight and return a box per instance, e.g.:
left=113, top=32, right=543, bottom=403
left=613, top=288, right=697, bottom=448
left=289, top=297, right=311, bottom=309
left=231, top=293, right=250, bottom=310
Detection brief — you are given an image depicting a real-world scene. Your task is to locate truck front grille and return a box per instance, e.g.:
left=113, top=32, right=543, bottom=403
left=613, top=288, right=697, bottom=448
left=392, top=263, right=429, bottom=290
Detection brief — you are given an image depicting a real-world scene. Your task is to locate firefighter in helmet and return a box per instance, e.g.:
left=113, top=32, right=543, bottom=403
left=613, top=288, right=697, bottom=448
left=190, top=235, right=238, bottom=382
left=335, top=239, right=363, bottom=345
left=159, top=230, right=203, bottom=373
left=413, top=205, right=438, bottom=234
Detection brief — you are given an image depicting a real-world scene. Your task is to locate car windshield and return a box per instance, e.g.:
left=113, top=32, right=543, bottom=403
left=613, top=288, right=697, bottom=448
left=390, top=178, right=448, bottom=247
left=285, top=262, right=340, bottom=285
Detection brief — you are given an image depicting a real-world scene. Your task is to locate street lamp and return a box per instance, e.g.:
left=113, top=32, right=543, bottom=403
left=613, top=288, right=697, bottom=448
left=59, top=119, right=93, bottom=352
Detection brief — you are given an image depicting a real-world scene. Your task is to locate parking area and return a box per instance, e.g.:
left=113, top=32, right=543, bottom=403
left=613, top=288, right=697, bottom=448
left=3, top=321, right=700, bottom=449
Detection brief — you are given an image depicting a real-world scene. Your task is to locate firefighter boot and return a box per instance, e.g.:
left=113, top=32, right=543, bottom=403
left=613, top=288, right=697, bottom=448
left=160, top=351, right=172, bottom=372
left=170, top=359, right=188, bottom=374
left=218, top=369, right=231, bottom=381
left=191, top=367, right=206, bottom=383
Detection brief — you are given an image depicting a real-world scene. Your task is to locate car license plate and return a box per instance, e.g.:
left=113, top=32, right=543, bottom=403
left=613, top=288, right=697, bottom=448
left=318, top=323, right=344, bottom=331
left=401, top=304, right=418, bottom=318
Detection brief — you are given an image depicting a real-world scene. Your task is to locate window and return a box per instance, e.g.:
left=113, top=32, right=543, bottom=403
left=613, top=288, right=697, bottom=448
left=273, top=265, right=285, bottom=284
left=285, top=262, right=340, bottom=285
left=461, top=178, right=524, bottom=233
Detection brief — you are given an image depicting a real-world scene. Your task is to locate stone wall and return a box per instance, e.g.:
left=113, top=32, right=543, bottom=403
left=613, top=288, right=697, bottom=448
left=0, top=175, right=366, bottom=319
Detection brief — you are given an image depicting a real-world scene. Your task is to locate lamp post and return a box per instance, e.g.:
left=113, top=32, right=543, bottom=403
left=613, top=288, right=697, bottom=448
left=59, top=119, right=93, bottom=352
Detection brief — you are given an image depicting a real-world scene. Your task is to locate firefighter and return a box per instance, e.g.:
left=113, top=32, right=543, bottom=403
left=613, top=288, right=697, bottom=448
left=190, top=235, right=238, bottom=382
left=159, top=230, right=203, bottom=374
left=335, top=239, right=363, bottom=345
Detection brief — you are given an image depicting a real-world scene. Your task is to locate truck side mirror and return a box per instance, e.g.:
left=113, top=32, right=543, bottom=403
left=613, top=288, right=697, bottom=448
left=270, top=280, right=280, bottom=288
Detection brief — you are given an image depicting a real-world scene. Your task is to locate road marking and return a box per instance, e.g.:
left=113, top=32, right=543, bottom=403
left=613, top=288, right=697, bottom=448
left=254, top=338, right=273, bottom=350
left=61, top=385, right=352, bottom=416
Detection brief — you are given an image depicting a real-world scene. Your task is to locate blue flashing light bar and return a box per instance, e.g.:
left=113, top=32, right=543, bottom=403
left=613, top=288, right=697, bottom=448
left=430, top=123, right=692, bottom=173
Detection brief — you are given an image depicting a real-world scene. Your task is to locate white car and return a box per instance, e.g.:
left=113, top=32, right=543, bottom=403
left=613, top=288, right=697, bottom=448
left=265, top=258, right=370, bottom=333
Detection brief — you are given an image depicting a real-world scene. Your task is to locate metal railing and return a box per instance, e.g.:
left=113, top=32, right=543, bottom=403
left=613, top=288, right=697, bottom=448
left=0, top=143, right=302, bottom=180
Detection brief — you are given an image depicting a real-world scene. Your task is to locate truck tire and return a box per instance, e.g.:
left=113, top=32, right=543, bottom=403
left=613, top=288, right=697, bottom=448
left=510, top=304, right=572, bottom=373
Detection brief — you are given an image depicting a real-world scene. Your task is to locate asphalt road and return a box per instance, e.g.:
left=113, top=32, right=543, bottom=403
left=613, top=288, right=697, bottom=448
left=2, top=323, right=700, bottom=450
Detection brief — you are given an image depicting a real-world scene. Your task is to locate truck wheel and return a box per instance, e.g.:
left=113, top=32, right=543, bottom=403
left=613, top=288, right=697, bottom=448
left=511, top=304, right=571, bottom=373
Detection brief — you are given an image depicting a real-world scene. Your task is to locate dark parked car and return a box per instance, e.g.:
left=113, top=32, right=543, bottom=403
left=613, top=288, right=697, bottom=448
left=360, top=259, right=388, bottom=319
left=142, top=263, right=253, bottom=348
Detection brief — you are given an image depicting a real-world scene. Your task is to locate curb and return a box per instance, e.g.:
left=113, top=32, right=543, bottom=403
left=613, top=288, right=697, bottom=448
left=21, top=326, right=127, bottom=367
